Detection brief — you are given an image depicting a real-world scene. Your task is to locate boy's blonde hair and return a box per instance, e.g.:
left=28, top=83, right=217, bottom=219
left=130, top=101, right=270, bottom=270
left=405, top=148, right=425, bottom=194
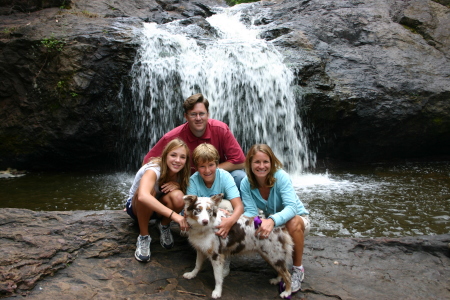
left=193, top=143, right=219, bottom=167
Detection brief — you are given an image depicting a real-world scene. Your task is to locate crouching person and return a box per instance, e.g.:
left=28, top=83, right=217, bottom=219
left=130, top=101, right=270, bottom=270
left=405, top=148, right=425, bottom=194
left=241, top=144, right=311, bottom=292
left=125, top=138, right=191, bottom=262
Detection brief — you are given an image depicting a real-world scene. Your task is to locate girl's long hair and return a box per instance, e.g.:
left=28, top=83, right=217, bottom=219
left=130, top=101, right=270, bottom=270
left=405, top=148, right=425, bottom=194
left=150, top=138, right=190, bottom=193
left=245, top=144, right=282, bottom=189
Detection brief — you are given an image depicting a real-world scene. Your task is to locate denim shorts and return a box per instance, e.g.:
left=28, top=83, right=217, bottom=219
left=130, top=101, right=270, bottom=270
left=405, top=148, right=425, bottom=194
left=126, top=198, right=137, bottom=221
left=125, top=197, right=161, bottom=222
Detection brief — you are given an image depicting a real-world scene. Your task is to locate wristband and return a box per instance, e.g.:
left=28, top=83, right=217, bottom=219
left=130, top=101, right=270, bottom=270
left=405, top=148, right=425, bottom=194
left=169, top=210, right=174, bottom=219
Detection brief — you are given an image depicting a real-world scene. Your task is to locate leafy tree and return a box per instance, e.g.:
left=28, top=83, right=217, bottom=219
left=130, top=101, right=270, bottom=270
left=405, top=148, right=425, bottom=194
left=226, top=0, right=260, bottom=6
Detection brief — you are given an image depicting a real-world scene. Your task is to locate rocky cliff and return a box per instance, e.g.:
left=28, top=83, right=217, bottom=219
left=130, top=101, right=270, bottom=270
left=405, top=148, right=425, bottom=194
left=0, top=0, right=449, bottom=170
left=1, top=208, right=449, bottom=299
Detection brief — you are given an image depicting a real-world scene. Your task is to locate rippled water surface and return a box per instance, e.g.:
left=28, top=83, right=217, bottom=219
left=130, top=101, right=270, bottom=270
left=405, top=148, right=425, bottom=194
left=1, top=161, right=449, bottom=238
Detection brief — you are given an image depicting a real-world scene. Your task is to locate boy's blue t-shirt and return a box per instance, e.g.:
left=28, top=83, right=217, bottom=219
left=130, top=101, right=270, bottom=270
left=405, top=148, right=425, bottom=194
left=187, top=168, right=240, bottom=200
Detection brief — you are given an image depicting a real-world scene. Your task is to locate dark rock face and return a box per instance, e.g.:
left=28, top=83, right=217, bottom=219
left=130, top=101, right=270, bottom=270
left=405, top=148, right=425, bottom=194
left=257, top=0, right=450, bottom=162
left=0, top=208, right=449, bottom=299
left=0, top=0, right=226, bottom=171
left=0, top=0, right=449, bottom=170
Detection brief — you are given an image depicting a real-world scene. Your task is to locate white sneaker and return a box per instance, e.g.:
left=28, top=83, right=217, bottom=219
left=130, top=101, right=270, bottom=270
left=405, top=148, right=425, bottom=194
left=158, top=222, right=174, bottom=249
left=291, top=266, right=305, bottom=292
left=135, top=235, right=151, bottom=262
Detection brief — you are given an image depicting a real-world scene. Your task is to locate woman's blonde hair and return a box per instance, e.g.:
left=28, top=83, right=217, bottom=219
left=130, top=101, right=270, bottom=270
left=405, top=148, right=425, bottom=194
left=245, top=144, right=282, bottom=189
left=192, top=143, right=219, bottom=167
left=150, top=138, right=190, bottom=193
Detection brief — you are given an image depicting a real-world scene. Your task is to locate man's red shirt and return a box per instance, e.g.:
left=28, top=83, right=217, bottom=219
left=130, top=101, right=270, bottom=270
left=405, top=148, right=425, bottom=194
left=143, top=119, right=245, bottom=173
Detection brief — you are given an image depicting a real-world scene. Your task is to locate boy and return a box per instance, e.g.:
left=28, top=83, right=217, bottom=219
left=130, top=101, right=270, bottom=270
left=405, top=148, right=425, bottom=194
left=187, top=143, right=244, bottom=238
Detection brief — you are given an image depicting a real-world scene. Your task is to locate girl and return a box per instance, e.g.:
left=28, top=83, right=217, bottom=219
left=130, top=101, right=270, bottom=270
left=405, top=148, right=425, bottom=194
left=240, top=144, right=310, bottom=292
left=125, top=138, right=191, bottom=262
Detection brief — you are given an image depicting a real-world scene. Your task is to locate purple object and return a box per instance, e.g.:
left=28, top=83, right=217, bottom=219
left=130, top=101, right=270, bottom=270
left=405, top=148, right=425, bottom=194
left=254, top=216, right=262, bottom=229
left=278, top=281, right=292, bottom=299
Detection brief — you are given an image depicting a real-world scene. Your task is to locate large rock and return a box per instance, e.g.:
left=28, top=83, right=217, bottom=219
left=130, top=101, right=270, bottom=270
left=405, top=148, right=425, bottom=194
left=0, top=208, right=449, bottom=299
left=256, top=0, right=450, bottom=161
left=0, top=0, right=226, bottom=171
left=0, top=0, right=449, bottom=170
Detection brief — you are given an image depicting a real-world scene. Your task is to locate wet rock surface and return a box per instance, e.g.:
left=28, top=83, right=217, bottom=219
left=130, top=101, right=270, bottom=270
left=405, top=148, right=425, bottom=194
left=1, top=208, right=449, bottom=299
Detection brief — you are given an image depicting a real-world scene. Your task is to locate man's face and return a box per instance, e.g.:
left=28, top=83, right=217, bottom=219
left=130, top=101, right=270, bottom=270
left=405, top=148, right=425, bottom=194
left=185, top=103, right=209, bottom=137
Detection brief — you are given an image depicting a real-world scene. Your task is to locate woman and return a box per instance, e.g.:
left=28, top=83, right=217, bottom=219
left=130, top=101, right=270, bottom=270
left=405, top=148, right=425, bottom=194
left=240, top=144, right=310, bottom=293
left=125, top=138, right=191, bottom=262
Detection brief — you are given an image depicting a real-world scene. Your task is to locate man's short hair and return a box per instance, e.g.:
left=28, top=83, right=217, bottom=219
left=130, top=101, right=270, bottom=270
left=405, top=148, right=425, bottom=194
left=183, top=93, right=209, bottom=113
left=192, top=143, right=219, bottom=167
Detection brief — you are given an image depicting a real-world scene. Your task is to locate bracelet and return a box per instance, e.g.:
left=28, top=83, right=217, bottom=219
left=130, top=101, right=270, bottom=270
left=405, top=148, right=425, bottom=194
left=169, top=210, right=174, bottom=219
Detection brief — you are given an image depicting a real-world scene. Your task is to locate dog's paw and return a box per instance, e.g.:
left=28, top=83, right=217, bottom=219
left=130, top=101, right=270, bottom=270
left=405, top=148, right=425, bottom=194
left=279, top=290, right=292, bottom=299
left=212, top=289, right=222, bottom=299
left=270, top=276, right=282, bottom=285
left=183, top=271, right=197, bottom=279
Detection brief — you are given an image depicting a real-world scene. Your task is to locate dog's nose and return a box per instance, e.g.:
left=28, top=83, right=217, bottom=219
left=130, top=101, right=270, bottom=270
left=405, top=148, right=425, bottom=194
left=202, top=219, right=209, bottom=225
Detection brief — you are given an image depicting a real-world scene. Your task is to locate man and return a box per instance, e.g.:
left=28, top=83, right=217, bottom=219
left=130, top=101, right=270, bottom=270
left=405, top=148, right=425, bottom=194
left=142, top=93, right=246, bottom=190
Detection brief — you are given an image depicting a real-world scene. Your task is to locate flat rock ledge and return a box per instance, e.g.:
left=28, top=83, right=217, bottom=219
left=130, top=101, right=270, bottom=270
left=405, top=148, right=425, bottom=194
left=0, top=208, right=448, bottom=300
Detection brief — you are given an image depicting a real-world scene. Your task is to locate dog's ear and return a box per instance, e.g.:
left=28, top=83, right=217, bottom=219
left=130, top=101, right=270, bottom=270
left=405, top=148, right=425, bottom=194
left=210, top=193, right=224, bottom=206
left=183, top=195, right=197, bottom=206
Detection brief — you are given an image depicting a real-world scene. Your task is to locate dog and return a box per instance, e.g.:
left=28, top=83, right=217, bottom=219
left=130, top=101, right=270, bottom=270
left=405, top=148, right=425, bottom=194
left=182, top=194, right=293, bottom=299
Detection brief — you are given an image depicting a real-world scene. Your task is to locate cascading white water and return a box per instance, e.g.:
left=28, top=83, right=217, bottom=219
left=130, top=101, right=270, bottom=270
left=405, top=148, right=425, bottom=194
left=126, top=5, right=316, bottom=173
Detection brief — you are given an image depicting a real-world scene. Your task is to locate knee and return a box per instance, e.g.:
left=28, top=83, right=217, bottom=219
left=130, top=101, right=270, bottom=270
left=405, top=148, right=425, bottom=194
left=168, top=190, right=185, bottom=210
left=286, top=215, right=305, bottom=234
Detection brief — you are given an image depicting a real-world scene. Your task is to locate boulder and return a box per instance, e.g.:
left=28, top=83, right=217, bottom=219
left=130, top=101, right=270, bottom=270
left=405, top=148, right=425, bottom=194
left=0, top=208, right=449, bottom=299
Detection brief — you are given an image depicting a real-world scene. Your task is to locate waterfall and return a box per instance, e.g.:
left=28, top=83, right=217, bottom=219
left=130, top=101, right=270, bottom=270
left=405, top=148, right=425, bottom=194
left=123, top=5, right=316, bottom=173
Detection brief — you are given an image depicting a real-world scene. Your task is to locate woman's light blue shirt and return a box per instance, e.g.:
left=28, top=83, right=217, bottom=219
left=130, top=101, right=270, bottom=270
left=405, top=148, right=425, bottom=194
left=241, top=169, right=308, bottom=226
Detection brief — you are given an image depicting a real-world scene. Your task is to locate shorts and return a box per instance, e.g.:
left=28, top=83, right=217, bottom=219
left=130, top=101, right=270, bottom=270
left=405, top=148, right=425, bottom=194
left=125, top=198, right=137, bottom=221
left=125, top=196, right=161, bottom=222
left=300, top=215, right=311, bottom=236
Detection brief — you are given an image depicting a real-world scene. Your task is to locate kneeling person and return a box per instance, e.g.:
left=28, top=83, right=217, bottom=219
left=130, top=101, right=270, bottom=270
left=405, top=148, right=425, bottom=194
left=125, top=138, right=191, bottom=262
left=187, top=143, right=244, bottom=238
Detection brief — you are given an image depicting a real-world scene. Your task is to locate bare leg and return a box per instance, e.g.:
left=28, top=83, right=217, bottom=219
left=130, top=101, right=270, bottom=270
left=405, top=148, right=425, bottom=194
left=159, top=190, right=184, bottom=226
left=132, top=194, right=154, bottom=236
left=286, top=215, right=306, bottom=266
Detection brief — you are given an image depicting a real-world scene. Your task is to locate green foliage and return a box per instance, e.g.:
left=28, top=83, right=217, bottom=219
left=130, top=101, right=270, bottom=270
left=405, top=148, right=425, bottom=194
left=41, top=35, right=66, bottom=52
left=80, top=10, right=99, bottom=18
left=401, top=24, right=418, bottom=34
left=226, top=0, right=260, bottom=6
left=59, top=0, right=71, bottom=9
left=433, top=118, right=443, bottom=125
left=2, top=27, right=16, bottom=34
left=57, top=80, right=66, bottom=90
left=70, top=92, right=79, bottom=97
